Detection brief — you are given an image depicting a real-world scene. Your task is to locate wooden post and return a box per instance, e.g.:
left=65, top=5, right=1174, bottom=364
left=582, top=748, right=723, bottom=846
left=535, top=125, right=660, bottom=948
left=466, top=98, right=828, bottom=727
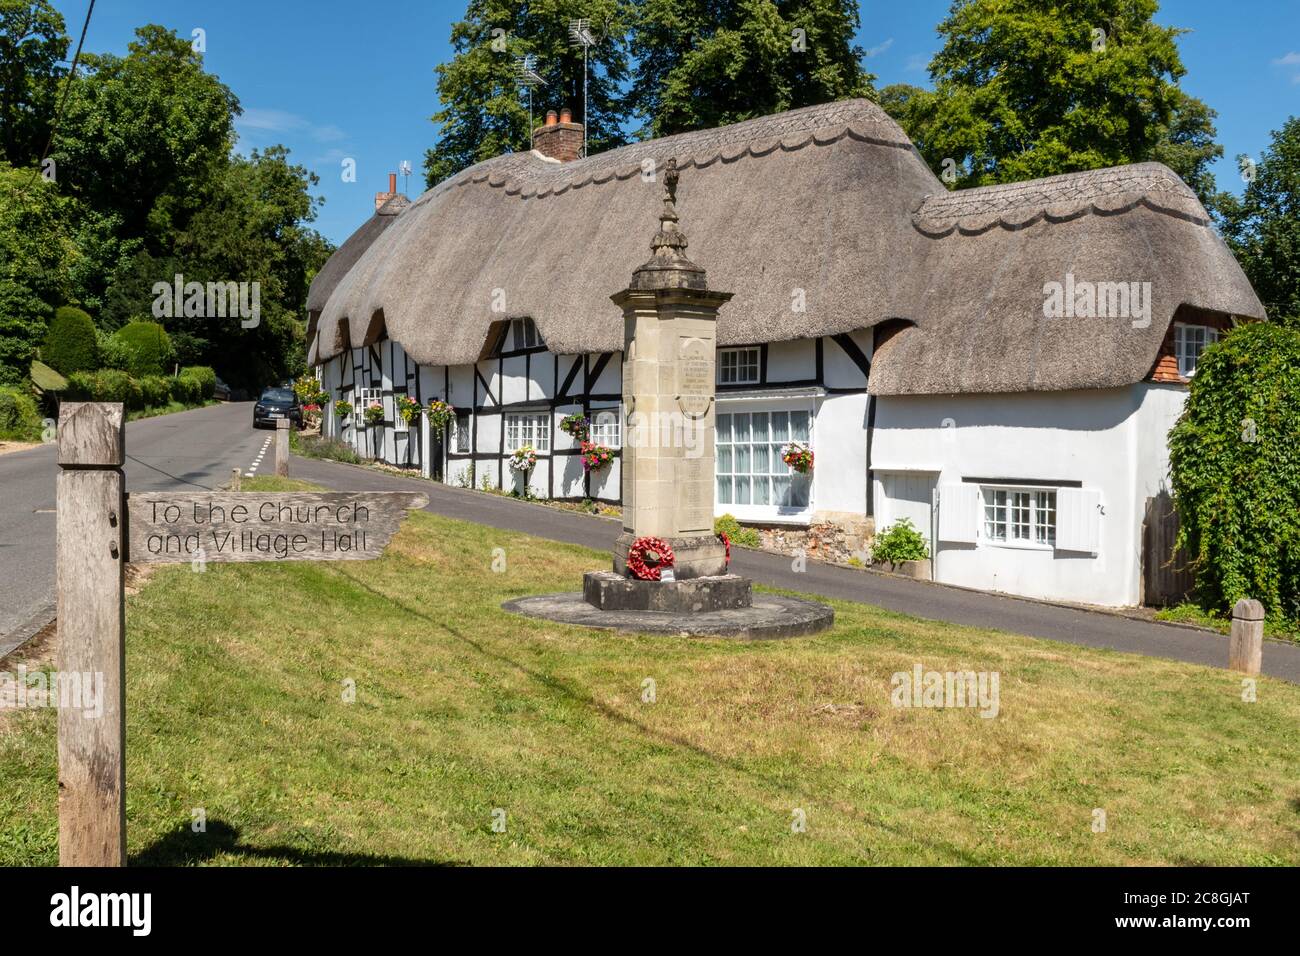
left=230, top=468, right=241, bottom=491
left=56, top=402, right=127, bottom=866
left=1229, top=598, right=1264, bottom=675
left=275, top=417, right=289, bottom=477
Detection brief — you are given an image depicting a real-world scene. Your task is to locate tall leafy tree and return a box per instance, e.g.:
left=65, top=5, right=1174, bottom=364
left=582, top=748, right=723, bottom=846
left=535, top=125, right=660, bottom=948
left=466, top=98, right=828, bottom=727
left=1217, top=117, right=1300, bottom=327
left=0, top=163, right=75, bottom=383
left=630, top=0, right=876, bottom=138
left=881, top=0, right=1221, bottom=207
left=424, top=0, right=632, bottom=187
left=0, top=0, right=66, bottom=167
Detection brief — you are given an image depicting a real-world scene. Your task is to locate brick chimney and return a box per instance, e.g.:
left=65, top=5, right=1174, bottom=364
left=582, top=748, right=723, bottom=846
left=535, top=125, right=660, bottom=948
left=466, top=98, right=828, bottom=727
left=532, top=107, right=584, bottom=162
left=374, top=172, right=398, bottom=211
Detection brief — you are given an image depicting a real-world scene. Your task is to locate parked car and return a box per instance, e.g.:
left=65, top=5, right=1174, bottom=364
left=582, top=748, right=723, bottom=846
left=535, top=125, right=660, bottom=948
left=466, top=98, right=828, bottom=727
left=213, top=376, right=232, bottom=401
left=252, top=386, right=302, bottom=428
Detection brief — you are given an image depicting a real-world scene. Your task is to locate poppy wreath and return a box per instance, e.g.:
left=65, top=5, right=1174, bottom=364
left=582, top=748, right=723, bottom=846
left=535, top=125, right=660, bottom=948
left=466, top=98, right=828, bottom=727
left=716, top=530, right=731, bottom=567
left=626, top=536, right=675, bottom=581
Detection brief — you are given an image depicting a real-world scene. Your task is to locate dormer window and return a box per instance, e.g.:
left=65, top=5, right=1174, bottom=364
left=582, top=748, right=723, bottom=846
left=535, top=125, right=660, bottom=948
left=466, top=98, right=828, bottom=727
left=1174, top=323, right=1219, bottom=377
left=512, top=318, right=540, bottom=350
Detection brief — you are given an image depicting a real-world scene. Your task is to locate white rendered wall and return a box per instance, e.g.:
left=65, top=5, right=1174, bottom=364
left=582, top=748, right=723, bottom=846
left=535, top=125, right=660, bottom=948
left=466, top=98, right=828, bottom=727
left=871, top=384, right=1183, bottom=607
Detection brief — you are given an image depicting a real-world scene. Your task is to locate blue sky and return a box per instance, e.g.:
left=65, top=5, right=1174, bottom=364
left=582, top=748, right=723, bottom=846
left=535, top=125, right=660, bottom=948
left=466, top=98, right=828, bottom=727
left=52, top=0, right=1300, bottom=246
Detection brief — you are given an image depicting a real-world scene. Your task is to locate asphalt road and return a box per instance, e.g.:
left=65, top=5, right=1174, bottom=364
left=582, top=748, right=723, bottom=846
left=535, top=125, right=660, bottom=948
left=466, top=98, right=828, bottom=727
left=0, top=401, right=269, bottom=654
left=3, top=401, right=1296, bottom=682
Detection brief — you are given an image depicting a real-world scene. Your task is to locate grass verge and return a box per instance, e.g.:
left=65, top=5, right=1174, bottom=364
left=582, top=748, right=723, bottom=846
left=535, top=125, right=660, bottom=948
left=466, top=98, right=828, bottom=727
left=3, top=475, right=1296, bottom=866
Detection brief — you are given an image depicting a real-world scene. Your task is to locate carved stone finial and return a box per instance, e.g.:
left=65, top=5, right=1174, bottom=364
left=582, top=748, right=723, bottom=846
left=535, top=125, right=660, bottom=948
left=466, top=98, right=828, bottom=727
left=631, top=157, right=707, bottom=291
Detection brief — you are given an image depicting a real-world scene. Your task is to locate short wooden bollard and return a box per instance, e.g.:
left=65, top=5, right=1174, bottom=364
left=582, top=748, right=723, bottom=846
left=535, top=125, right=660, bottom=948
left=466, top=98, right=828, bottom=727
left=230, top=467, right=241, bottom=491
left=1229, top=598, right=1264, bottom=676
left=275, top=417, right=289, bottom=477
left=56, top=402, right=127, bottom=866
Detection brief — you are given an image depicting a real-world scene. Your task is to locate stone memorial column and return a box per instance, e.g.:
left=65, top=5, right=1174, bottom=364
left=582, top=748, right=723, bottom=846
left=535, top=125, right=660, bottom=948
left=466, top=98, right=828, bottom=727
left=610, top=158, right=733, bottom=579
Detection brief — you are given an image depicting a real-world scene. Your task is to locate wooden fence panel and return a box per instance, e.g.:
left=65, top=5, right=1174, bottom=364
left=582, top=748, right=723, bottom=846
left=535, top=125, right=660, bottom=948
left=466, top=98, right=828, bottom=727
left=1142, top=491, right=1195, bottom=606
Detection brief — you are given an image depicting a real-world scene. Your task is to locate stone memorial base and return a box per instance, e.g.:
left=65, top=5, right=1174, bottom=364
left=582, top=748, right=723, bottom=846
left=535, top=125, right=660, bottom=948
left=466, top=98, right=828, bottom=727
left=584, top=570, right=751, bottom=612
left=612, top=532, right=729, bottom=579
left=502, top=590, right=833, bottom=640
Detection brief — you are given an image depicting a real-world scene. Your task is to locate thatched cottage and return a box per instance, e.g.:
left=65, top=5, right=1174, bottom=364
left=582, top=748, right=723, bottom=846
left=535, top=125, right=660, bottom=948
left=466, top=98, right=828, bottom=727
left=305, top=99, right=1265, bottom=607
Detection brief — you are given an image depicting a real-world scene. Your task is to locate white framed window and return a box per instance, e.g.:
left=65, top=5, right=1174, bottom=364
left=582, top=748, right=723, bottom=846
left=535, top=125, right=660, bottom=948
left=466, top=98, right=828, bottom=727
left=982, top=487, right=1056, bottom=547
left=716, top=408, right=811, bottom=513
left=590, top=409, right=620, bottom=447
left=718, top=347, right=760, bottom=385
left=454, top=411, right=471, bottom=453
left=1174, top=323, right=1219, bottom=377
left=505, top=412, right=549, bottom=452
left=511, top=318, right=540, bottom=350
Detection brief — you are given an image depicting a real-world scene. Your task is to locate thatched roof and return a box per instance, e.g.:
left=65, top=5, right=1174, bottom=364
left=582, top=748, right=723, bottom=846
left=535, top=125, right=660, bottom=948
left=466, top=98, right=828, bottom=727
left=309, top=99, right=1265, bottom=395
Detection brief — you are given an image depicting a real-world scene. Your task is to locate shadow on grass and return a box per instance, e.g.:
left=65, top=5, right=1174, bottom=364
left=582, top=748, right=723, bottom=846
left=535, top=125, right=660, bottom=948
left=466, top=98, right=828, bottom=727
left=132, top=820, right=464, bottom=867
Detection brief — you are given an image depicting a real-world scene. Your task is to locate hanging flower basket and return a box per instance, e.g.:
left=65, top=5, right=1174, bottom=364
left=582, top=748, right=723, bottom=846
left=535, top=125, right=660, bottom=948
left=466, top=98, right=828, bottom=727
left=333, top=399, right=353, bottom=420
left=509, top=445, right=538, bottom=473
left=427, top=399, right=455, bottom=432
left=580, top=440, right=615, bottom=472
left=396, top=395, right=421, bottom=425
left=782, top=442, right=814, bottom=474
left=363, top=402, right=385, bottom=426
left=627, top=536, right=675, bottom=581
left=560, top=413, right=590, bottom=442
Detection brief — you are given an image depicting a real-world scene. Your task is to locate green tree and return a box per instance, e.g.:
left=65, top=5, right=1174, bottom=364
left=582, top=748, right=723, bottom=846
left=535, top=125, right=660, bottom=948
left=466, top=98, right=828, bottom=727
left=1169, top=323, right=1300, bottom=625
left=51, top=25, right=239, bottom=253
left=425, top=0, right=632, bottom=187
left=1216, top=117, right=1300, bottom=327
left=882, top=0, right=1221, bottom=207
left=630, top=0, right=876, bottom=138
left=0, top=162, right=74, bottom=383
left=0, top=1, right=67, bottom=167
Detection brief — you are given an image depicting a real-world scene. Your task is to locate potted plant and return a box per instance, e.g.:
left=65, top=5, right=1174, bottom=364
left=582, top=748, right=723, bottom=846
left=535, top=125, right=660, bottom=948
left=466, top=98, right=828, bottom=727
left=333, top=399, right=353, bottom=420
left=363, top=402, right=384, bottom=427
left=782, top=441, right=814, bottom=474
left=509, top=445, right=538, bottom=474
left=559, top=413, right=589, bottom=442
left=870, top=518, right=931, bottom=580
left=580, top=440, right=615, bottom=472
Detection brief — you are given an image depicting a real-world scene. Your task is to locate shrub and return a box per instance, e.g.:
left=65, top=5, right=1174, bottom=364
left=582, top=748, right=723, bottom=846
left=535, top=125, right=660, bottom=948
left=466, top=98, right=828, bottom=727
left=41, top=306, right=98, bottom=375
left=294, top=432, right=361, bottom=464
left=871, top=518, right=930, bottom=564
left=169, top=374, right=200, bottom=405
left=95, top=329, right=134, bottom=370
left=180, top=365, right=216, bottom=400
left=113, top=321, right=174, bottom=376
left=714, top=513, right=761, bottom=549
left=0, top=385, right=42, bottom=440
left=66, top=369, right=135, bottom=405
left=1169, top=322, right=1300, bottom=625
left=138, top=375, right=172, bottom=408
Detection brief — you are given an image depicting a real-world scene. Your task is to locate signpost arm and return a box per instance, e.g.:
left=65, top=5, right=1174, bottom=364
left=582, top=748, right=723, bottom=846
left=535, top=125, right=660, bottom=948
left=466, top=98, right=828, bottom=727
left=56, top=402, right=127, bottom=866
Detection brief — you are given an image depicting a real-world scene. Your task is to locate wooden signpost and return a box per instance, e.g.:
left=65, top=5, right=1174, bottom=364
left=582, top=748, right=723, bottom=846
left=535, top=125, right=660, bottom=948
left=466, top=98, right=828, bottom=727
left=55, top=403, right=427, bottom=866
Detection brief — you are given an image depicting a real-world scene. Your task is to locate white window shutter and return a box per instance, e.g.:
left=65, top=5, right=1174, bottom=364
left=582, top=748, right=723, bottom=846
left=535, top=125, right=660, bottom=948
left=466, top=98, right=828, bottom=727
left=937, top=483, right=978, bottom=544
left=1056, top=487, right=1101, bottom=553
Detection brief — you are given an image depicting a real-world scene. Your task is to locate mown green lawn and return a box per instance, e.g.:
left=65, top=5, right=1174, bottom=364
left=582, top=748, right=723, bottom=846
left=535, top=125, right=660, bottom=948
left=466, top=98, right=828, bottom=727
left=2, top=477, right=1297, bottom=865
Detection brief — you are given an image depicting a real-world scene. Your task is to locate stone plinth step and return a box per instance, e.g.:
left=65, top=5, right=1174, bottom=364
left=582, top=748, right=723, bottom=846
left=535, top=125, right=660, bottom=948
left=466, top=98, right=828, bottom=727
left=583, top=570, right=751, bottom=612
left=502, top=591, right=833, bottom=640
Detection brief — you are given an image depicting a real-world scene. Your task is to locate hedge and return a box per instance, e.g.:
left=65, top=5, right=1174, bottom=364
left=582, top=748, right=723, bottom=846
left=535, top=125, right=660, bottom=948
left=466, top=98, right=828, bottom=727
left=113, top=321, right=174, bottom=377
left=41, top=306, right=98, bottom=375
left=138, top=375, right=172, bottom=408
left=169, top=374, right=200, bottom=405
left=180, top=365, right=216, bottom=400
left=0, top=385, right=42, bottom=441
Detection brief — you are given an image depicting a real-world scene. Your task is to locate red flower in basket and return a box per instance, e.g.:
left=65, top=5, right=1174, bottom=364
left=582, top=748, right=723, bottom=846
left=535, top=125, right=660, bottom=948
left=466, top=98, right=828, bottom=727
left=782, top=442, right=813, bottom=474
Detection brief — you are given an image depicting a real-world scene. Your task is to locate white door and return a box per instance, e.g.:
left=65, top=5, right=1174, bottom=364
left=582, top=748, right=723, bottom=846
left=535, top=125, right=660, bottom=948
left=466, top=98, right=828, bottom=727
left=878, top=472, right=937, bottom=549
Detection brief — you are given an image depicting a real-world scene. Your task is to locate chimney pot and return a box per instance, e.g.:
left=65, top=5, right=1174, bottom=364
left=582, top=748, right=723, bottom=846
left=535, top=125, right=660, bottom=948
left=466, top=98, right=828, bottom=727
left=560, top=107, right=572, bottom=124
left=388, top=172, right=397, bottom=194
left=533, top=108, right=584, bottom=163
left=545, top=110, right=558, bottom=126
